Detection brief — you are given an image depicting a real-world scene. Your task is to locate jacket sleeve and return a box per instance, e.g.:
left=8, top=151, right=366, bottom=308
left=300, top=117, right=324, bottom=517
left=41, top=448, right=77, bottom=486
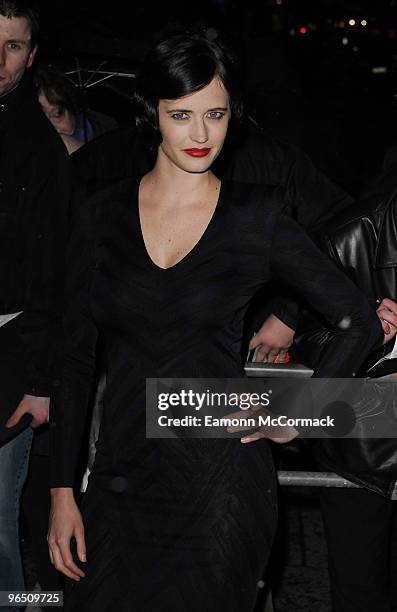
left=20, top=147, right=71, bottom=397
left=269, top=139, right=356, bottom=329
left=229, top=135, right=355, bottom=331
left=270, top=214, right=383, bottom=377
left=50, top=196, right=98, bottom=488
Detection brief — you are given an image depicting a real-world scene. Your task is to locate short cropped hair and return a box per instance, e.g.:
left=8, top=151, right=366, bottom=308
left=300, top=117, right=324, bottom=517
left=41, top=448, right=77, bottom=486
left=0, top=1, right=39, bottom=48
left=134, top=29, right=243, bottom=153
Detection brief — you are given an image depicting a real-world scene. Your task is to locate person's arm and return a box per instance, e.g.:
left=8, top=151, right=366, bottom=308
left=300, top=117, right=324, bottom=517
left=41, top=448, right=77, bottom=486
left=48, top=196, right=98, bottom=581
left=268, top=214, right=383, bottom=377
left=266, top=140, right=355, bottom=332
left=240, top=213, right=383, bottom=444
left=230, top=135, right=355, bottom=348
left=19, top=149, right=70, bottom=399
left=225, top=133, right=354, bottom=229
left=50, top=194, right=98, bottom=486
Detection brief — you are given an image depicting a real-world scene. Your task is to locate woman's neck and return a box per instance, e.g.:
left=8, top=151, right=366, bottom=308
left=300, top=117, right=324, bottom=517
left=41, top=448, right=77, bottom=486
left=143, top=153, right=219, bottom=207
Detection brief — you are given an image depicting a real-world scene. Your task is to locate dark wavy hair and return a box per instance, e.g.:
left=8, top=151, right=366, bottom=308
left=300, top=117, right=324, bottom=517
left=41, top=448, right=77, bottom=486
left=133, top=29, right=243, bottom=153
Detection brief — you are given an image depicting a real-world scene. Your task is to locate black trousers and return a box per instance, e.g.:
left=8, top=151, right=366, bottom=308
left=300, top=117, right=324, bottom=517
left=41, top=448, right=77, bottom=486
left=320, top=487, right=397, bottom=612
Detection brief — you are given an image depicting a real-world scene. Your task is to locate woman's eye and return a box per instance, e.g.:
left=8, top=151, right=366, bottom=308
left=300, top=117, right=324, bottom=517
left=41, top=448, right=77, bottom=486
left=207, top=111, right=225, bottom=120
left=171, top=112, right=188, bottom=121
left=7, top=43, right=21, bottom=51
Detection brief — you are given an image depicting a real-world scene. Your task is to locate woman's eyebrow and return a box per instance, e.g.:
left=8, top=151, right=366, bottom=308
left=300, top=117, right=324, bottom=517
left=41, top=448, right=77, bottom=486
left=166, top=106, right=228, bottom=113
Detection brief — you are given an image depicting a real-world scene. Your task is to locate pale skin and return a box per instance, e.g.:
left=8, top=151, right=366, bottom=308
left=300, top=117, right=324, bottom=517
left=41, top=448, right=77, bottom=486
left=59, top=132, right=83, bottom=155
left=249, top=314, right=295, bottom=363
left=376, top=297, right=397, bottom=344
left=0, top=15, right=37, bottom=98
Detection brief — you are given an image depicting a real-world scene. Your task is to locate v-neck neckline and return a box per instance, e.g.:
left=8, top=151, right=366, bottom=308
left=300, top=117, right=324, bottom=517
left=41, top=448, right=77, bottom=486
left=135, top=177, right=224, bottom=272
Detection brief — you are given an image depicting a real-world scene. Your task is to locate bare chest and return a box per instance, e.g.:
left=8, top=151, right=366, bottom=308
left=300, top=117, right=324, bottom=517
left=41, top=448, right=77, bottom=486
left=139, top=199, right=218, bottom=270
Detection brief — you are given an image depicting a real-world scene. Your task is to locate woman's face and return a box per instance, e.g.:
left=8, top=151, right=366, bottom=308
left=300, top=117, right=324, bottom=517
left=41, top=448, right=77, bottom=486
left=38, top=91, right=75, bottom=136
left=157, top=76, right=231, bottom=174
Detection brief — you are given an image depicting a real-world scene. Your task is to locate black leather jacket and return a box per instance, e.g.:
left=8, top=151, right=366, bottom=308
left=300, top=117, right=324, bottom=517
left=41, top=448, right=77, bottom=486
left=294, top=188, right=397, bottom=498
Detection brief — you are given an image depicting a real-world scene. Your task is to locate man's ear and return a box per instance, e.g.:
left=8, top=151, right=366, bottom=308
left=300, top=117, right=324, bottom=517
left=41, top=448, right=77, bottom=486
left=27, top=44, right=38, bottom=68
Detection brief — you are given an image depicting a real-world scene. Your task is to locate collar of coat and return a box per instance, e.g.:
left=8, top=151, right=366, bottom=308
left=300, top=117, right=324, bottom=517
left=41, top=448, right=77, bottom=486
left=374, top=187, right=397, bottom=268
left=0, top=71, right=35, bottom=131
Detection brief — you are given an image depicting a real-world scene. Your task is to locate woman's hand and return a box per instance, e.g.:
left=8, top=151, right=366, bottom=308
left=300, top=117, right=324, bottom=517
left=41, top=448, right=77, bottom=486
left=226, top=404, right=299, bottom=444
left=48, top=488, right=86, bottom=581
left=376, top=298, right=397, bottom=344
left=249, top=314, right=295, bottom=363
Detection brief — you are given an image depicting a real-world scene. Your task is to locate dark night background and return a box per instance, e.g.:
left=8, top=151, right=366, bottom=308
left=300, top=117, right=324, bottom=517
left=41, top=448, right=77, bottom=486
left=37, top=1, right=397, bottom=196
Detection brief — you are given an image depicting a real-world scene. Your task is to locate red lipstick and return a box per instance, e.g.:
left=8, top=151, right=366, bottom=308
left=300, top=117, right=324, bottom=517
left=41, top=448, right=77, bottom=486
left=183, top=148, right=211, bottom=157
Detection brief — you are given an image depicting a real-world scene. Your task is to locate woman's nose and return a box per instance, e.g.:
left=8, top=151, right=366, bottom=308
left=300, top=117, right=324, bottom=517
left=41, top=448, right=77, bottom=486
left=190, top=119, right=208, bottom=143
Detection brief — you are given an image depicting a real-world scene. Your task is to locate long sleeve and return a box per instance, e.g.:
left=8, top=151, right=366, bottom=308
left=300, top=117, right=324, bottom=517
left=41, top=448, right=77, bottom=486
left=21, top=151, right=71, bottom=397
left=50, top=197, right=98, bottom=488
left=270, top=214, right=383, bottom=377
left=0, top=80, right=72, bottom=398
left=222, top=132, right=355, bottom=332
left=222, top=132, right=354, bottom=230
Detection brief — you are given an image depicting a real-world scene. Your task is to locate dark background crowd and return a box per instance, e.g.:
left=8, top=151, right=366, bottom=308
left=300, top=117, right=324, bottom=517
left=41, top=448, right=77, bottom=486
left=37, top=0, right=397, bottom=196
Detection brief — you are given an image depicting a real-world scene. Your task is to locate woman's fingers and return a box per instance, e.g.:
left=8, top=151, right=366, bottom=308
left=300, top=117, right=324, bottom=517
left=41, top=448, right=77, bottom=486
left=47, top=507, right=86, bottom=580
left=241, top=431, right=265, bottom=443
left=75, top=525, right=87, bottom=563
left=252, top=344, right=270, bottom=362
left=59, top=537, right=86, bottom=578
left=50, top=541, right=84, bottom=581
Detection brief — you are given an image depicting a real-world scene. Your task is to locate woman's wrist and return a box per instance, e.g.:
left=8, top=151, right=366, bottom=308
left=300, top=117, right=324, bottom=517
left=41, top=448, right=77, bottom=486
left=50, top=486, right=74, bottom=500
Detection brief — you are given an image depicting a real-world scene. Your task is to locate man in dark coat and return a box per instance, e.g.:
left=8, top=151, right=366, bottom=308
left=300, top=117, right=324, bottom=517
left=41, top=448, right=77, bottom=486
left=0, top=1, right=70, bottom=599
left=293, top=185, right=397, bottom=611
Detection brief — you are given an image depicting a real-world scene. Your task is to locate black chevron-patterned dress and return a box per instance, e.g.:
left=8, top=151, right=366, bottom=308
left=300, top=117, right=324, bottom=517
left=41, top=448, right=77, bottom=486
left=52, top=178, right=380, bottom=612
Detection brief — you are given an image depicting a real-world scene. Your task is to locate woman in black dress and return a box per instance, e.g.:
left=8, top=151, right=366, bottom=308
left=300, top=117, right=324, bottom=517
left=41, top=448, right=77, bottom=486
left=48, top=31, right=382, bottom=611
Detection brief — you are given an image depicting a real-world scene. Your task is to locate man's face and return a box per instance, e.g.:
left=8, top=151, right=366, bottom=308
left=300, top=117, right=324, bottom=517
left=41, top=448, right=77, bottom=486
left=0, top=15, right=37, bottom=97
